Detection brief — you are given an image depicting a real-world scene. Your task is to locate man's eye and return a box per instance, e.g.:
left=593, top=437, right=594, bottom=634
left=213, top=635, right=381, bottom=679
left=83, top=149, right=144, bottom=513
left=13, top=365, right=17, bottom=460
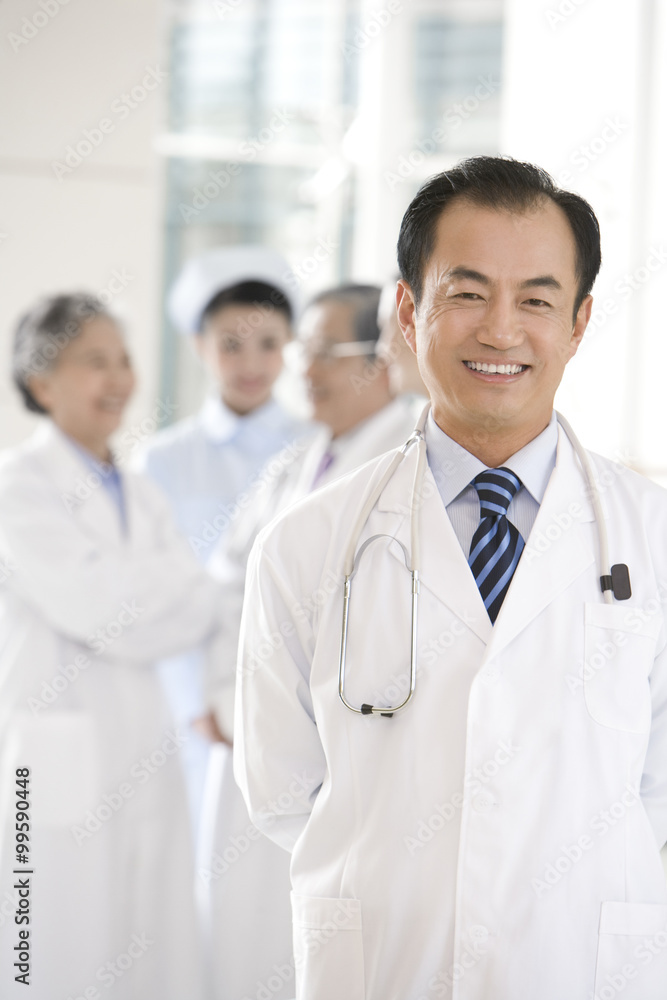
left=525, top=298, right=550, bottom=307
left=222, top=340, right=241, bottom=353
left=456, top=292, right=482, bottom=300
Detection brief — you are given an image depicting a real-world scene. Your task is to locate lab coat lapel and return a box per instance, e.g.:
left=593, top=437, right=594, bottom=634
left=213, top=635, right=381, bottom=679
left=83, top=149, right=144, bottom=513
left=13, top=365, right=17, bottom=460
left=34, top=421, right=124, bottom=547
left=487, top=424, right=596, bottom=655
left=377, top=449, right=492, bottom=645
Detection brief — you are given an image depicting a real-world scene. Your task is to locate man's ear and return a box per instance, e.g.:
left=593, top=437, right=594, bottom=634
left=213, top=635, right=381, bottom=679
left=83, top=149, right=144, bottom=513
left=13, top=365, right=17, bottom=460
left=396, top=280, right=417, bottom=355
left=570, top=293, right=593, bottom=355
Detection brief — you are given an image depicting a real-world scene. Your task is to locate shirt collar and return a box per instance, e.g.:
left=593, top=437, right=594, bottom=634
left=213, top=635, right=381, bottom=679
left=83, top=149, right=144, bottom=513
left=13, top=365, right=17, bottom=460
left=198, top=395, right=283, bottom=444
left=425, top=411, right=558, bottom=506
left=62, top=432, right=118, bottom=479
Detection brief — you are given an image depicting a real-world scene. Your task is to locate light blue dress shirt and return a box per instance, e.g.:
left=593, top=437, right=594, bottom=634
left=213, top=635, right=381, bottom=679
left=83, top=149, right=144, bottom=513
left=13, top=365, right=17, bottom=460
left=425, top=410, right=558, bottom=556
left=65, top=435, right=127, bottom=533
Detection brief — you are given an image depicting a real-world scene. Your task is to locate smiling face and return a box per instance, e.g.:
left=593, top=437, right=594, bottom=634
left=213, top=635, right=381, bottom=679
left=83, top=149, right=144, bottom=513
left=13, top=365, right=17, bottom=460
left=397, top=197, right=593, bottom=464
left=28, top=315, right=135, bottom=460
left=195, top=303, right=290, bottom=416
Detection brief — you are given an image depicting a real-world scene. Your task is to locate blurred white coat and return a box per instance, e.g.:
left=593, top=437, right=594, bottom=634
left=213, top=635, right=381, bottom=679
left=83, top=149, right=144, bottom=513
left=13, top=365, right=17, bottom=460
left=0, top=421, right=223, bottom=1000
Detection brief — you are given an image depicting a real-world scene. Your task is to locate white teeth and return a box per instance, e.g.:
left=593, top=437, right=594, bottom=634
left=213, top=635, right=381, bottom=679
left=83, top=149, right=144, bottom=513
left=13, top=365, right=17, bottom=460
left=465, top=361, right=525, bottom=375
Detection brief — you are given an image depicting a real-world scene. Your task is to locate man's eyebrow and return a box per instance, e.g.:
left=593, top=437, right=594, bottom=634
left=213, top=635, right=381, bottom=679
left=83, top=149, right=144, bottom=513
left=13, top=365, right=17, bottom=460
left=520, top=275, right=562, bottom=291
left=443, top=267, right=490, bottom=284
left=443, top=268, right=564, bottom=292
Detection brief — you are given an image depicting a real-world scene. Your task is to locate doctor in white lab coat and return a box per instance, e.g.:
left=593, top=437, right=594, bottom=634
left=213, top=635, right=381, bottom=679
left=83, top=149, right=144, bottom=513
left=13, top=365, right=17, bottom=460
left=137, top=247, right=309, bottom=842
left=235, top=158, right=667, bottom=999
left=0, top=294, right=224, bottom=1000
left=201, top=283, right=423, bottom=1000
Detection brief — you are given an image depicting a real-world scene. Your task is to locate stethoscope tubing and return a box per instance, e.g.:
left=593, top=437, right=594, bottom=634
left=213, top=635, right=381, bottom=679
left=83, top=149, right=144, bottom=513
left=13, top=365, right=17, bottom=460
left=338, top=405, right=614, bottom=717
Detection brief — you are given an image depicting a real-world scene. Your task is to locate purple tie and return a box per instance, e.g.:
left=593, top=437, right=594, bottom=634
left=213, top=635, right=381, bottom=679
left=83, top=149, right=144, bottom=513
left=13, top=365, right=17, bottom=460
left=312, top=450, right=335, bottom=489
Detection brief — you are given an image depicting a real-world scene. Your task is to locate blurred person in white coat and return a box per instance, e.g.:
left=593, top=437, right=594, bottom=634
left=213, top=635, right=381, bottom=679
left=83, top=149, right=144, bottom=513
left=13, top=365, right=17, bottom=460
left=136, top=247, right=310, bottom=835
left=197, top=283, right=425, bottom=1000
left=235, top=158, right=667, bottom=999
left=0, top=293, right=225, bottom=1000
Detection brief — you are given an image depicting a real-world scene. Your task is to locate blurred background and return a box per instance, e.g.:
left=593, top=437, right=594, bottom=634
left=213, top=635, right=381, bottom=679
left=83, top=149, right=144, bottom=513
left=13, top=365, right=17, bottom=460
left=1, top=0, right=666, bottom=481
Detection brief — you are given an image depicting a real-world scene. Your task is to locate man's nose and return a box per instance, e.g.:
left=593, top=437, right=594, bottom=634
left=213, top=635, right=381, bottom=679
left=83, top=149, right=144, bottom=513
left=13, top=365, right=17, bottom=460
left=475, top=297, right=524, bottom=350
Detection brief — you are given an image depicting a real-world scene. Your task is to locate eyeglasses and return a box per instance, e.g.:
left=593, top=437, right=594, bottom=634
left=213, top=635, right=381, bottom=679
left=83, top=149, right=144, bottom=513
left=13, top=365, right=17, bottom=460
left=294, top=340, right=378, bottom=366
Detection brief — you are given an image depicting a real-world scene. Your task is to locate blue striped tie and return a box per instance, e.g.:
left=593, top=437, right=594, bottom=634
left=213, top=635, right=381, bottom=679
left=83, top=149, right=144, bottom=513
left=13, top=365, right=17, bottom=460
left=469, top=468, right=524, bottom=623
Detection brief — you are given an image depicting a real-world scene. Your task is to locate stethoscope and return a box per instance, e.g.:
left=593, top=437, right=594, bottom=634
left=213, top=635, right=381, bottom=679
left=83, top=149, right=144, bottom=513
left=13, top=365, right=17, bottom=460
left=338, top=404, right=632, bottom=719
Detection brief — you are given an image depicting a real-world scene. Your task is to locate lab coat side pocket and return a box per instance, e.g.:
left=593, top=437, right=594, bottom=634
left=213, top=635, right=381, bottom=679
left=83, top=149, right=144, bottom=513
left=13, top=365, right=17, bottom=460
left=291, top=893, right=365, bottom=1000
left=583, top=603, right=661, bottom=733
left=594, top=901, right=667, bottom=1000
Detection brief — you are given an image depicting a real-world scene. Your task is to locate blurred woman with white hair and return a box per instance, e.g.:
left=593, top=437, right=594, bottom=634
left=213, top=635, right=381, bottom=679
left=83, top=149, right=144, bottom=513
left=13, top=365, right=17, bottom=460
left=0, top=292, right=224, bottom=1000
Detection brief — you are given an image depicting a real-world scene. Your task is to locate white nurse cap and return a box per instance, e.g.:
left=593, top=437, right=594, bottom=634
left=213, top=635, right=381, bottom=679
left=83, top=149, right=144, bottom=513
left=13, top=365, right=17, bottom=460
left=168, top=245, right=300, bottom=335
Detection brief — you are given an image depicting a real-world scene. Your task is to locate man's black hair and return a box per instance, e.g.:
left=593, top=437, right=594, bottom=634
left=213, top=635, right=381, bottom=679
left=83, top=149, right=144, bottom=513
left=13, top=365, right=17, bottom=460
left=397, top=155, right=602, bottom=319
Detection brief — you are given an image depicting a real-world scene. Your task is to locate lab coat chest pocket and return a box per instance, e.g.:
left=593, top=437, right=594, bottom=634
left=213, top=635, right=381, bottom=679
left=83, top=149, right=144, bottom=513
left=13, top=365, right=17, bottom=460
left=583, top=603, right=662, bottom=733
left=291, top=893, right=364, bottom=1000
left=594, top=901, right=667, bottom=999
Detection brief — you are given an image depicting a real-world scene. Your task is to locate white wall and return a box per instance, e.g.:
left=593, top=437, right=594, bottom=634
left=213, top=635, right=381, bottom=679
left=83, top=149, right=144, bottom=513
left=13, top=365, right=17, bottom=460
left=501, top=0, right=667, bottom=481
left=0, top=0, right=166, bottom=452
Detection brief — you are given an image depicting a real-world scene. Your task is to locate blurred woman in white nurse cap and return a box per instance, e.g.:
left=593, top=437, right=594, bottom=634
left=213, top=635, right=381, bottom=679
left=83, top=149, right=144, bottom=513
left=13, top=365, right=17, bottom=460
left=0, top=292, right=225, bottom=1000
left=137, top=246, right=310, bottom=796
left=141, top=245, right=309, bottom=566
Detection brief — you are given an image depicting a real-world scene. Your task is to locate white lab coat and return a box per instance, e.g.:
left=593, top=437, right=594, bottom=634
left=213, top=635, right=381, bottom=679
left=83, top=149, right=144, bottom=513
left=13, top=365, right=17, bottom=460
left=0, top=421, right=224, bottom=1000
left=235, top=417, right=667, bottom=1000
left=208, top=392, right=426, bottom=728
left=137, top=396, right=310, bottom=832
left=199, top=394, right=424, bottom=1000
